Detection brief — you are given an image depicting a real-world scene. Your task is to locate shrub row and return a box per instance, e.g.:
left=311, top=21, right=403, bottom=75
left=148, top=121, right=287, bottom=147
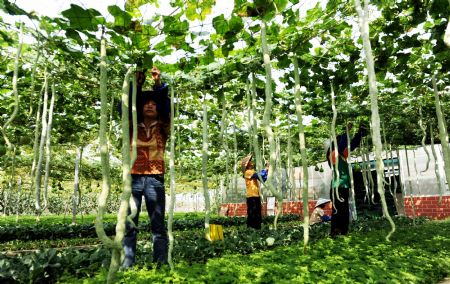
left=0, top=214, right=300, bottom=242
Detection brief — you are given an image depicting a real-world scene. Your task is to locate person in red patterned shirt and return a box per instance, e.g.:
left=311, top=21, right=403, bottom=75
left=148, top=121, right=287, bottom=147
left=122, top=66, right=170, bottom=269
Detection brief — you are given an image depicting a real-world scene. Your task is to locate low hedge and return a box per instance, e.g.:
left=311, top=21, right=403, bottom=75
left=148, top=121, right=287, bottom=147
left=0, top=214, right=300, bottom=242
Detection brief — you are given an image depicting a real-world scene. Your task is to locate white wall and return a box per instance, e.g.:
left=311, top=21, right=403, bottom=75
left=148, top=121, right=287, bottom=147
left=398, top=145, right=449, bottom=196
left=167, top=145, right=450, bottom=212
left=294, top=144, right=450, bottom=199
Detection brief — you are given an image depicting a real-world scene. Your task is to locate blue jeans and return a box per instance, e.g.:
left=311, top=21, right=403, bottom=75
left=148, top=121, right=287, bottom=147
left=122, top=175, right=168, bottom=267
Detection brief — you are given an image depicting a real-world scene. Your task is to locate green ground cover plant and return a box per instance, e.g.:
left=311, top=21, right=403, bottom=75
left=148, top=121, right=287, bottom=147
left=0, top=218, right=300, bottom=252
left=1, top=237, right=101, bottom=252
left=1, top=216, right=448, bottom=283
left=0, top=214, right=119, bottom=226
left=114, top=218, right=450, bottom=284
left=0, top=214, right=299, bottom=242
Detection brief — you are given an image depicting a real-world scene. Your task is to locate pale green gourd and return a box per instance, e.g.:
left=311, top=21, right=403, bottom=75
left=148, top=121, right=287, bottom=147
left=292, top=55, right=309, bottom=252
left=168, top=79, right=176, bottom=270
left=260, top=21, right=283, bottom=229
left=355, top=0, right=395, bottom=240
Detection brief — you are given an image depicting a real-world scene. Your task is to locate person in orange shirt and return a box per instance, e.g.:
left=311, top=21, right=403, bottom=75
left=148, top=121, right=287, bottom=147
left=241, top=155, right=268, bottom=229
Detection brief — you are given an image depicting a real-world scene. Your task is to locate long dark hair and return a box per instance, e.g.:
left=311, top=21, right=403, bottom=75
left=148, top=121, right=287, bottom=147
left=137, top=91, right=170, bottom=140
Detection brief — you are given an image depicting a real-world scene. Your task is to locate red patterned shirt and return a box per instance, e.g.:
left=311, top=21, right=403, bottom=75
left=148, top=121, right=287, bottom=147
left=131, top=121, right=168, bottom=175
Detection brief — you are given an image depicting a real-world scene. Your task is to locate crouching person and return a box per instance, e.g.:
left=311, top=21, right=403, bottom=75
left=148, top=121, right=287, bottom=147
left=310, top=198, right=332, bottom=225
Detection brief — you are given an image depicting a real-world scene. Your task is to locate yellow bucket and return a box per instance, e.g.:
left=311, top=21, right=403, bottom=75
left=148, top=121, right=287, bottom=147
left=206, top=224, right=224, bottom=242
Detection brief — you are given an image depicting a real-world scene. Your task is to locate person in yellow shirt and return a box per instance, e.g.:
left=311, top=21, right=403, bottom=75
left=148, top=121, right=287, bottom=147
left=241, top=155, right=268, bottom=229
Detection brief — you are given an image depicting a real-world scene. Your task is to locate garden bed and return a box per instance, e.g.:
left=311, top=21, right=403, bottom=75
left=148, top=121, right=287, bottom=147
left=1, top=215, right=449, bottom=283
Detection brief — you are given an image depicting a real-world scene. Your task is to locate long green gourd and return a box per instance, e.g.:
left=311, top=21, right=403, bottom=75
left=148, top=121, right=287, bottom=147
left=28, top=48, right=43, bottom=192
left=360, top=138, right=370, bottom=204
left=28, top=49, right=41, bottom=115
left=1, top=25, right=22, bottom=216
left=15, top=176, right=21, bottom=222
left=287, top=123, right=295, bottom=198
left=107, top=93, right=115, bottom=143
left=418, top=107, right=430, bottom=172
left=355, top=0, right=395, bottom=240
left=95, top=38, right=119, bottom=257
left=202, top=96, right=211, bottom=237
left=413, top=149, right=421, bottom=196
left=29, top=85, right=44, bottom=193
left=395, top=148, right=405, bottom=214
left=246, top=73, right=265, bottom=202
left=431, top=75, right=450, bottom=190
left=404, top=145, right=416, bottom=223
left=382, top=122, right=391, bottom=187
left=1, top=24, right=22, bottom=152
left=330, top=84, right=342, bottom=204
left=34, top=69, right=48, bottom=219
left=250, top=74, right=265, bottom=196
left=107, top=67, right=134, bottom=283
left=246, top=80, right=253, bottom=154
left=0, top=24, right=21, bottom=216
left=219, top=96, right=230, bottom=193
left=72, top=146, right=82, bottom=225
left=346, top=122, right=357, bottom=220
left=168, top=78, right=176, bottom=270
left=382, top=124, right=396, bottom=205
left=260, top=21, right=283, bottom=229
left=292, top=55, right=309, bottom=252
left=4, top=147, right=16, bottom=215
left=444, top=0, right=450, bottom=47
left=382, top=124, right=393, bottom=196
left=429, top=124, right=444, bottom=203
left=275, top=135, right=283, bottom=198
left=42, top=82, right=56, bottom=212
left=130, top=75, right=138, bottom=167
left=389, top=145, right=398, bottom=207
left=365, top=138, right=375, bottom=203
left=127, top=75, right=138, bottom=226
left=233, top=124, right=238, bottom=194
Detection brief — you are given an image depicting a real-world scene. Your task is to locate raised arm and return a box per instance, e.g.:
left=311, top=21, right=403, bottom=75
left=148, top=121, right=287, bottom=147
left=151, top=67, right=170, bottom=124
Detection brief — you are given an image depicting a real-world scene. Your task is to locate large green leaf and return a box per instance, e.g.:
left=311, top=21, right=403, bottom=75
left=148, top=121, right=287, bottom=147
left=273, top=0, right=288, bottom=12
left=143, top=53, right=153, bottom=68
left=107, top=5, right=132, bottom=29
left=125, top=0, right=158, bottom=12
left=185, top=0, right=215, bottom=21
left=108, top=31, right=128, bottom=48
left=141, top=24, right=158, bottom=37
left=131, top=33, right=150, bottom=50
left=212, top=14, right=228, bottom=35
left=185, top=4, right=199, bottom=21
left=1, top=0, right=37, bottom=19
left=228, top=16, right=244, bottom=33
left=162, top=16, right=189, bottom=36
left=0, top=30, right=13, bottom=44
left=201, top=44, right=215, bottom=65
left=61, top=4, right=103, bottom=32
left=65, top=29, right=83, bottom=46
